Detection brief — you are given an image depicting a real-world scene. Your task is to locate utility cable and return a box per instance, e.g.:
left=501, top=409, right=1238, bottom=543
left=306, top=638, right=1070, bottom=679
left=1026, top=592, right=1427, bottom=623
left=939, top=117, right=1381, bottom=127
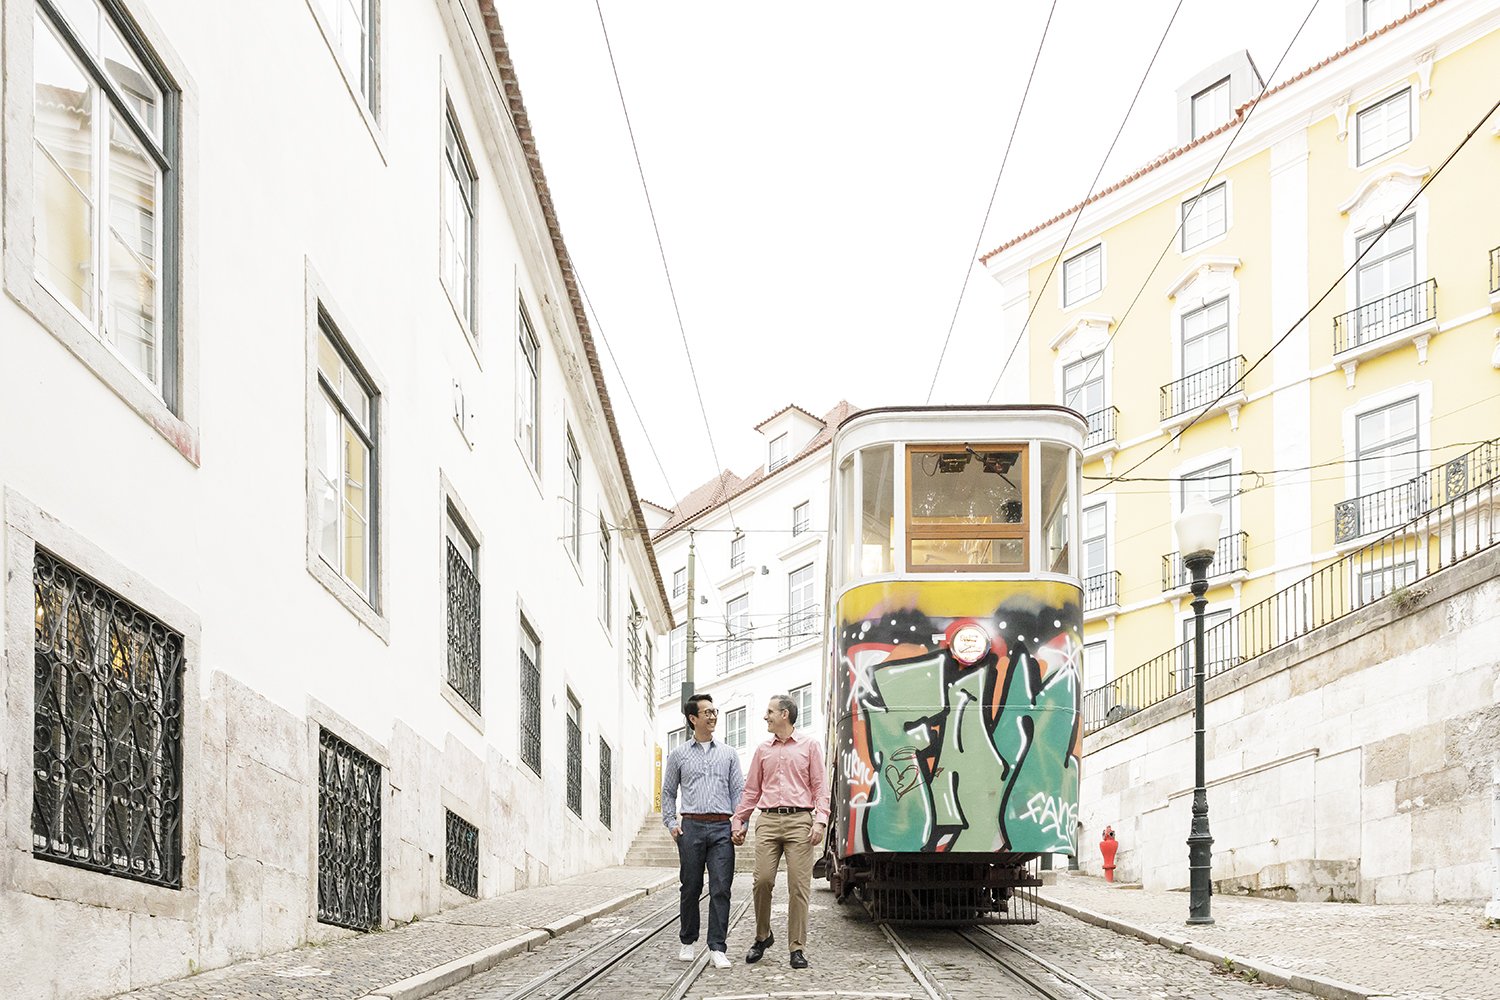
left=984, top=0, right=1187, bottom=404
left=1093, top=89, right=1500, bottom=492
left=593, top=1, right=738, bottom=531
left=924, top=0, right=1060, bottom=403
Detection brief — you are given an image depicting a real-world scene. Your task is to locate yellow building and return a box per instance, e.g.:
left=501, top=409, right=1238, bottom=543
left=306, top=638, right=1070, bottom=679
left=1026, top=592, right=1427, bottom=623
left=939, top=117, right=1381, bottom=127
left=983, top=0, right=1500, bottom=725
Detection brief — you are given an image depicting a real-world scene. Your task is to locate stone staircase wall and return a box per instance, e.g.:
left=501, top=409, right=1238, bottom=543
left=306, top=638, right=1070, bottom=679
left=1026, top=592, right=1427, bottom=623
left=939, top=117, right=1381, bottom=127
left=624, top=813, right=760, bottom=872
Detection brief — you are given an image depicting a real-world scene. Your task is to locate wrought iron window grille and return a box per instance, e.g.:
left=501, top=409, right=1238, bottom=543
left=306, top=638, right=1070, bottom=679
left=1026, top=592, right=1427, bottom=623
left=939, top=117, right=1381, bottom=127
left=599, top=739, right=613, bottom=829
left=446, top=540, right=481, bottom=711
left=318, top=728, right=382, bottom=930
left=1490, top=246, right=1500, bottom=296
left=444, top=810, right=479, bottom=897
left=1084, top=407, right=1118, bottom=450
left=566, top=714, right=583, bottom=817
left=1082, top=571, right=1120, bottom=611
left=519, top=643, right=542, bottom=776
left=32, top=550, right=185, bottom=889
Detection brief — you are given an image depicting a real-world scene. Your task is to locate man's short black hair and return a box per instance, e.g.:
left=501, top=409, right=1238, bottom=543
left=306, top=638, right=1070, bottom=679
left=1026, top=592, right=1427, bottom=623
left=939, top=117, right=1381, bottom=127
left=771, top=693, right=797, bottom=726
left=684, top=692, right=714, bottom=726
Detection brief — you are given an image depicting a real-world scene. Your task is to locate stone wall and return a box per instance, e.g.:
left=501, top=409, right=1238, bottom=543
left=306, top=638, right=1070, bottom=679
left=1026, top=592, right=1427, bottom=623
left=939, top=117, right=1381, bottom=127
left=1078, top=544, right=1500, bottom=905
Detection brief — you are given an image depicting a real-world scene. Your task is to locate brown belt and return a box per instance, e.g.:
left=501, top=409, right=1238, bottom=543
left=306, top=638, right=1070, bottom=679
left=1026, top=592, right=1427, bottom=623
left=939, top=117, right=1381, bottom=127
left=681, top=813, right=731, bottom=821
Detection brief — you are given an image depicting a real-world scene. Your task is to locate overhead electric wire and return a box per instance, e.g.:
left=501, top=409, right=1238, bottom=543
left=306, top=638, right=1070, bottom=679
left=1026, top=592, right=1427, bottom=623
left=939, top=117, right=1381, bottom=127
left=593, top=1, right=738, bottom=531
left=1092, top=88, right=1500, bottom=493
left=983, top=0, right=1187, bottom=404
left=924, top=0, right=1060, bottom=403
left=1064, top=0, right=1323, bottom=422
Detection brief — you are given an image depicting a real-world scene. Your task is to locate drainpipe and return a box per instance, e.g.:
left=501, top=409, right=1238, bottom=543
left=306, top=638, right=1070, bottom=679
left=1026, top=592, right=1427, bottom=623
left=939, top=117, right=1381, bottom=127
left=1487, top=764, right=1500, bottom=922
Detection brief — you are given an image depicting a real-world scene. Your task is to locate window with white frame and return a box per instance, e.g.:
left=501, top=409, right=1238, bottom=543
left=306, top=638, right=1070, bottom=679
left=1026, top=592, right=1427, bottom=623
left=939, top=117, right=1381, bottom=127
left=1363, top=0, right=1413, bottom=34
left=792, top=501, right=810, bottom=536
left=314, top=0, right=377, bottom=112
left=1082, top=640, right=1108, bottom=692
left=1063, top=354, right=1104, bottom=418
left=1081, top=504, right=1109, bottom=603
left=517, top=302, right=540, bottom=469
left=1356, top=89, right=1412, bottom=165
left=1355, top=216, right=1416, bottom=309
left=726, top=593, right=750, bottom=669
left=788, top=563, right=816, bottom=639
left=769, top=433, right=789, bottom=471
left=1062, top=245, right=1103, bottom=307
left=314, top=322, right=379, bottom=602
left=725, top=707, right=746, bottom=749
left=1181, top=183, right=1227, bottom=251
left=730, top=534, right=746, bottom=569
left=32, top=0, right=178, bottom=398
left=667, top=727, right=688, bottom=752
left=598, top=516, right=612, bottom=626
left=1355, top=397, right=1420, bottom=500
left=1181, top=461, right=1233, bottom=534
left=667, top=624, right=686, bottom=685
left=1178, top=607, right=1234, bottom=687
left=441, top=107, right=476, bottom=325
left=1358, top=558, right=1418, bottom=604
left=565, top=430, right=581, bottom=560
left=791, top=684, right=814, bottom=730
left=672, top=567, right=686, bottom=598
left=1182, top=299, right=1230, bottom=380
left=1191, top=77, right=1231, bottom=140
left=627, top=594, right=643, bottom=688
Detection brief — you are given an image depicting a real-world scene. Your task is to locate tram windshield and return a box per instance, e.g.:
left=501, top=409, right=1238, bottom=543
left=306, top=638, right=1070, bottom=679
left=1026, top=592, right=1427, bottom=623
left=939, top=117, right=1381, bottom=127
left=907, top=444, right=1026, bottom=571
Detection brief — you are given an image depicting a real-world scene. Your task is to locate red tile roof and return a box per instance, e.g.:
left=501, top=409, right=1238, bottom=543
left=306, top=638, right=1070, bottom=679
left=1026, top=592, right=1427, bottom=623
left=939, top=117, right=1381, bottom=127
left=978, top=1, right=1446, bottom=264
left=753, top=403, right=822, bottom=432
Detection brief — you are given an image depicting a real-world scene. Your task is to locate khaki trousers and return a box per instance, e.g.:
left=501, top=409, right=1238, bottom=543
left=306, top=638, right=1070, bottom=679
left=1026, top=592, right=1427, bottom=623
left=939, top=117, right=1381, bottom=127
left=751, top=810, right=815, bottom=952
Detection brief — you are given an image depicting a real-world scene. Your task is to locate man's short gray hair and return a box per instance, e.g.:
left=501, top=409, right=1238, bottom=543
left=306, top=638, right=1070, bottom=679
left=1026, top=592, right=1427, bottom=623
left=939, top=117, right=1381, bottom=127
left=772, top=693, right=797, bottom=726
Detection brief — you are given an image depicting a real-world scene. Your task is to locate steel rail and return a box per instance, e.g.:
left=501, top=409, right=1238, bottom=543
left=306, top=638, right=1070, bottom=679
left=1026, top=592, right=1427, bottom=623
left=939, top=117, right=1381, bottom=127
left=658, top=897, right=752, bottom=1000
left=963, top=925, right=1117, bottom=1000
left=502, top=892, right=688, bottom=1000
left=876, top=922, right=955, bottom=1000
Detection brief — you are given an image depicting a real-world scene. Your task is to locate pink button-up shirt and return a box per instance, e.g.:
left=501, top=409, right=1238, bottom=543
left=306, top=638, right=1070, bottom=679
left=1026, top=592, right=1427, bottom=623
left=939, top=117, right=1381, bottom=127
left=732, top=731, right=830, bottom=834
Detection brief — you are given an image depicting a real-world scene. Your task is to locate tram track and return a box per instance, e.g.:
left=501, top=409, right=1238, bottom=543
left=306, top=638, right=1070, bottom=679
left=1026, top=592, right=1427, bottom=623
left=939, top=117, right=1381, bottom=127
left=882, top=921, right=1117, bottom=1000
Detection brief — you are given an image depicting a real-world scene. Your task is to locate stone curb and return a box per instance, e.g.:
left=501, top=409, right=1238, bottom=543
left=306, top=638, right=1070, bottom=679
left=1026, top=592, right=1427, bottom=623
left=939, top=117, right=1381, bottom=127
left=359, top=875, right=679, bottom=1000
left=1034, top=893, right=1391, bottom=1000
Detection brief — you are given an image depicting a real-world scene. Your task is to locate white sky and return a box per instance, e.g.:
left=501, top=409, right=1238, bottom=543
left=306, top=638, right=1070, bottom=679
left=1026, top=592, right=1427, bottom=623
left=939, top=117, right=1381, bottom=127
left=493, top=0, right=1348, bottom=507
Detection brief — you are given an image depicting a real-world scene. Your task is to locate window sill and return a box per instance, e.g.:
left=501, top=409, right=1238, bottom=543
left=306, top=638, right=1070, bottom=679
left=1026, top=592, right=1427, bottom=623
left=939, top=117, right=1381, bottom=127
left=1333, top=319, right=1437, bottom=388
left=307, top=555, right=390, bottom=644
left=441, top=276, right=483, bottom=370
left=1161, top=568, right=1247, bottom=601
left=441, top=681, right=485, bottom=734
left=1488, top=288, right=1500, bottom=314
left=777, top=532, right=821, bottom=563
left=716, top=565, right=756, bottom=591
left=1083, top=603, right=1120, bottom=624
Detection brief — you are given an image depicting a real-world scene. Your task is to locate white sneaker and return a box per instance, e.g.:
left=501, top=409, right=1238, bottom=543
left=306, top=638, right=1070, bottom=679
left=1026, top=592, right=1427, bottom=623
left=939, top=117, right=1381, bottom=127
left=710, top=950, right=732, bottom=969
left=678, top=944, right=696, bottom=962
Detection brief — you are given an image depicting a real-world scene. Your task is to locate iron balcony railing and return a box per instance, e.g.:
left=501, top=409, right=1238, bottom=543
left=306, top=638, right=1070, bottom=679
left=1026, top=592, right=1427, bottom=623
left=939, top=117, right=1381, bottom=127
left=1336, top=438, right=1500, bottom=543
left=1160, top=356, right=1245, bottom=421
left=719, top=635, right=752, bottom=674
left=1082, top=571, right=1119, bottom=611
left=1161, top=531, right=1249, bottom=592
left=779, top=604, right=821, bottom=653
left=1084, top=456, right=1500, bottom=735
left=1333, top=278, right=1437, bottom=354
left=1084, top=407, right=1118, bottom=450
left=1491, top=246, right=1500, bottom=295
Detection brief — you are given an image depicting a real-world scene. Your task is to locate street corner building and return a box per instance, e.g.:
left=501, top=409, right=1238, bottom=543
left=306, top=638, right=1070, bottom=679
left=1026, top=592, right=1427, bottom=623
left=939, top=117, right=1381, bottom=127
left=0, top=1, right=671, bottom=996
left=983, top=0, right=1500, bottom=907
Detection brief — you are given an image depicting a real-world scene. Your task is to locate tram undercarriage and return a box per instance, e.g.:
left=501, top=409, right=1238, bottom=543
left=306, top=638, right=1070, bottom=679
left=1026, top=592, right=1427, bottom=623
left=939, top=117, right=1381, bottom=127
left=827, top=851, right=1041, bottom=925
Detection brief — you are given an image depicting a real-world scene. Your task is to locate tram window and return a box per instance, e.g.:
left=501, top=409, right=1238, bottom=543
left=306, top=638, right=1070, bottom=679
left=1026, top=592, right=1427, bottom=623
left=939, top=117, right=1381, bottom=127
left=860, top=445, right=895, bottom=576
left=838, top=456, right=857, bottom=587
left=1041, top=442, right=1074, bottom=575
left=906, top=444, right=1027, bottom=571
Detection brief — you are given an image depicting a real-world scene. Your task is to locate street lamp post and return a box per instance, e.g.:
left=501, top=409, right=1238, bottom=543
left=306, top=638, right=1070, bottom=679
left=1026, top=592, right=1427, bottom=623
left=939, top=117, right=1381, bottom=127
left=1175, top=496, right=1222, bottom=926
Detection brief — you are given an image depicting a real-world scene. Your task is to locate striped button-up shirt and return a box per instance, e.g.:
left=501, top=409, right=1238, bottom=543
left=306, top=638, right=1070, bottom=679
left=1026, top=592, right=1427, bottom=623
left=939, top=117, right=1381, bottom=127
left=732, top=732, right=831, bottom=834
left=661, top=739, right=745, bottom=831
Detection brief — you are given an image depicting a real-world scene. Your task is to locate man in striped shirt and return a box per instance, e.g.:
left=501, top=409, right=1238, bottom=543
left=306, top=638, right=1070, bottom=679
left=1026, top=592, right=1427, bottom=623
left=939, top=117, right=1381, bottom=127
left=661, top=692, right=744, bottom=969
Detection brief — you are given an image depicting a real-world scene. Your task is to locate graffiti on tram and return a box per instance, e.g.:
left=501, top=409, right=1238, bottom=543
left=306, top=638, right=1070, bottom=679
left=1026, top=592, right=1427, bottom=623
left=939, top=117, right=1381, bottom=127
left=833, top=581, right=1082, bottom=857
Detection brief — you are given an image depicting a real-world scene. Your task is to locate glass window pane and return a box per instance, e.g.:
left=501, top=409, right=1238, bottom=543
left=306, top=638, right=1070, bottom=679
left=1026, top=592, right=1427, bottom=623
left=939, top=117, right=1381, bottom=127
left=838, top=457, right=857, bottom=586
left=909, top=448, right=1023, bottom=526
left=860, top=445, right=895, bottom=576
left=909, top=537, right=1025, bottom=570
left=106, top=120, right=160, bottom=383
left=343, top=423, right=371, bottom=594
left=101, top=17, right=162, bottom=138
left=1041, top=443, right=1074, bottom=575
left=33, top=19, right=97, bottom=318
left=316, top=396, right=342, bottom=565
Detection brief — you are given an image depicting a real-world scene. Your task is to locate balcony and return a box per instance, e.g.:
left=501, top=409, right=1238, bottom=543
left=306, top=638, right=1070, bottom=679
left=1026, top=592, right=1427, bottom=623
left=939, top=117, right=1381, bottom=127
left=1335, top=437, right=1500, bottom=544
left=1159, top=356, right=1247, bottom=428
left=778, top=604, right=821, bottom=654
left=718, top=637, right=752, bottom=674
left=1083, top=407, right=1118, bottom=453
left=1161, top=531, right=1249, bottom=592
left=1082, top=571, right=1119, bottom=613
left=1332, top=279, right=1437, bottom=376
left=1490, top=247, right=1500, bottom=310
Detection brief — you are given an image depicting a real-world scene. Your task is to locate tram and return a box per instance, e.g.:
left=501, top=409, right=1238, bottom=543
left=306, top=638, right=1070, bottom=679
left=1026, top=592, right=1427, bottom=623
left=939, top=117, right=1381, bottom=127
left=819, top=406, right=1088, bottom=924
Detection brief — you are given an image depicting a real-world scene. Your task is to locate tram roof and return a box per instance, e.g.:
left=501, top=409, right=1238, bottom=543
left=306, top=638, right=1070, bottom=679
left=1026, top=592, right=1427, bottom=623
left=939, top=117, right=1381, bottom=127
left=831, top=405, right=1088, bottom=457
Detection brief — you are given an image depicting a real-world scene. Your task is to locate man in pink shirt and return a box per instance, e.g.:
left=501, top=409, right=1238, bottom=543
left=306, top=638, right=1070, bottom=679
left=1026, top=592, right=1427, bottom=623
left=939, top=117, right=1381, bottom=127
left=731, top=693, right=829, bottom=969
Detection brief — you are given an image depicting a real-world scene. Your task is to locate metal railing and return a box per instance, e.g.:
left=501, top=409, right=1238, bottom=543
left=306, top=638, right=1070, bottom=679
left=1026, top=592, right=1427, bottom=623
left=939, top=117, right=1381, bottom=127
left=1161, top=531, right=1249, bottom=592
left=1085, top=462, right=1500, bottom=735
left=719, top=635, right=752, bottom=674
left=1490, top=246, right=1499, bottom=295
left=1160, top=356, right=1246, bottom=421
left=779, top=604, right=821, bottom=653
left=1335, top=439, right=1499, bottom=543
left=1084, top=407, right=1118, bottom=450
left=1083, top=571, right=1119, bottom=611
left=1333, top=278, right=1437, bottom=354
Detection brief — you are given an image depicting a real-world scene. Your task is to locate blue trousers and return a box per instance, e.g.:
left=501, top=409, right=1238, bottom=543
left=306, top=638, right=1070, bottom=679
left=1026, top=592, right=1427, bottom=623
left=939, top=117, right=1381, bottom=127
left=677, top=818, right=735, bottom=951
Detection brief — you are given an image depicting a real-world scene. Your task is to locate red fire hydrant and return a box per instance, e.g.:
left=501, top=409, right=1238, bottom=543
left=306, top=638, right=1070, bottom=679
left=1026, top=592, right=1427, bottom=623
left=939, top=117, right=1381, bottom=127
left=1099, top=826, right=1118, bottom=883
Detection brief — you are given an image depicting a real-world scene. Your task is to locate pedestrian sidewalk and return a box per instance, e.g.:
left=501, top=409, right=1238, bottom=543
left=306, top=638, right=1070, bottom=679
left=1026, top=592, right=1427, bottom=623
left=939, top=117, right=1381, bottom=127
left=1037, top=873, right=1497, bottom=1000
left=111, top=865, right=678, bottom=1000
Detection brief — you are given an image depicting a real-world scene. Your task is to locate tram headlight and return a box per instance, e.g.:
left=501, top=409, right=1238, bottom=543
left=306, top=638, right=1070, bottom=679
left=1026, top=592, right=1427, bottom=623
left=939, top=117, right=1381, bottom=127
left=949, top=623, right=990, bottom=665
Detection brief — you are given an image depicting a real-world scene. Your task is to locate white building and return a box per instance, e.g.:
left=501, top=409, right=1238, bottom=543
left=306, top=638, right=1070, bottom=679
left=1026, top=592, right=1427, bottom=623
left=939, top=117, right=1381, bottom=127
left=648, top=403, right=855, bottom=772
left=0, top=1, right=670, bottom=996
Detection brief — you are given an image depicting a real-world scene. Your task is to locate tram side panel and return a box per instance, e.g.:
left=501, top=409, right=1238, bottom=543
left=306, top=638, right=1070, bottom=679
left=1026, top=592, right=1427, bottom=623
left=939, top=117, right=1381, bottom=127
left=830, top=579, right=1083, bottom=860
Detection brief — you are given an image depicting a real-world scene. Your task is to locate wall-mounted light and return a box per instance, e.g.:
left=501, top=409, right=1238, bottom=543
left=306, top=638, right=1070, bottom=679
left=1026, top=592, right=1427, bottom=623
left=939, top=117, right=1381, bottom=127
left=760, top=566, right=770, bottom=576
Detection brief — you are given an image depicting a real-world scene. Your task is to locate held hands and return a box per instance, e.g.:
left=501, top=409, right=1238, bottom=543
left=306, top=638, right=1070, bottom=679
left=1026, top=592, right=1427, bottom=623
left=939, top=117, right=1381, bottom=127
left=808, top=822, right=827, bottom=845
left=671, top=826, right=682, bottom=841
left=732, top=829, right=746, bottom=846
